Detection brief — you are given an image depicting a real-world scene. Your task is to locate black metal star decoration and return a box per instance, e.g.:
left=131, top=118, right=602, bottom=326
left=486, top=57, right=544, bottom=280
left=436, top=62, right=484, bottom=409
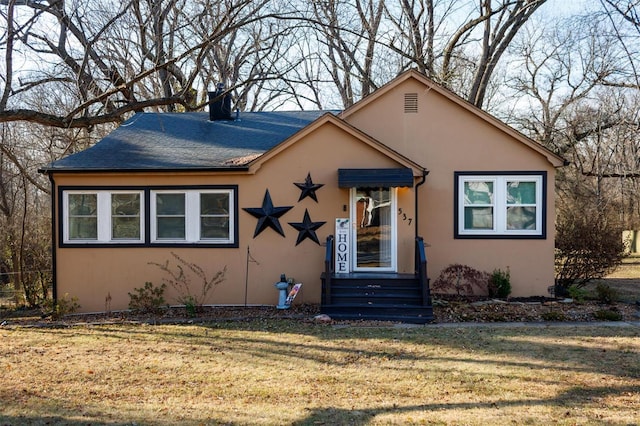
left=243, top=189, right=293, bottom=238
left=288, top=208, right=326, bottom=246
left=294, top=172, right=324, bottom=202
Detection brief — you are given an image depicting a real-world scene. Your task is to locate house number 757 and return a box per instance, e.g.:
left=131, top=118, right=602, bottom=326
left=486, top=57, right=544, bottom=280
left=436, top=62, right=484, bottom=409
left=398, top=208, right=412, bottom=225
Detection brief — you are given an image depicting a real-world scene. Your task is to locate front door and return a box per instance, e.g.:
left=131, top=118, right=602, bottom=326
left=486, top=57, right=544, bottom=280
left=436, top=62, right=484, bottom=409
left=351, top=187, right=397, bottom=272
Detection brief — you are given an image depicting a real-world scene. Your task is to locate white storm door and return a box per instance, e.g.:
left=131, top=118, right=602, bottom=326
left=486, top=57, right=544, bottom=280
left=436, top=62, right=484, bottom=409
left=350, top=187, right=397, bottom=272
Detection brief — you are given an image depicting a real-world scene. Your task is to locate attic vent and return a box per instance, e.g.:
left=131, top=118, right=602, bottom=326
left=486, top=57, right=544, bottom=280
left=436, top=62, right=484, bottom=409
left=404, top=93, right=418, bottom=113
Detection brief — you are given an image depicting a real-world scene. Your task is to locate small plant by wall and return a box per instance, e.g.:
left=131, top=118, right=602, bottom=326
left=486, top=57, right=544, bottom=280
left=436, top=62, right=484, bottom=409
left=593, top=308, right=623, bottom=321
left=42, top=293, right=80, bottom=320
left=149, top=252, right=226, bottom=310
left=488, top=268, right=511, bottom=299
left=567, top=285, right=589, bottom=303
left=432, top=264, right=490, bottom=296
left=128, top=282, right=167, bottom=314
left=182, top=296, right=197, bottom=317
left=594, top=283, right=619, bottom=304
left=105, top=292, right=112, bottom=315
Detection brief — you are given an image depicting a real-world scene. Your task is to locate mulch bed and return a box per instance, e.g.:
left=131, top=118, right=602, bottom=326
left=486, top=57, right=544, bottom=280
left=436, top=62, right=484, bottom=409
left=431, top=297, right=639, bottom=323
left=2, top=296, right=639, bottom=327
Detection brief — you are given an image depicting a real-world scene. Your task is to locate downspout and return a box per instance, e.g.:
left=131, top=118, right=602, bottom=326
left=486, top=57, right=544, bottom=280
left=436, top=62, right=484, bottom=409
left=48, top=173, right=57, bottom=303
left=414, top=169, right=429, bottom=241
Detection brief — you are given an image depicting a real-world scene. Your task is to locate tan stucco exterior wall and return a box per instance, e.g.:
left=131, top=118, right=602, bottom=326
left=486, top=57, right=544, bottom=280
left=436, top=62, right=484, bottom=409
left=52, top=75, right=561, bottom=312
left=53, top=122, right=418, bottom=312
left=343, top=78, right=557, bottom=297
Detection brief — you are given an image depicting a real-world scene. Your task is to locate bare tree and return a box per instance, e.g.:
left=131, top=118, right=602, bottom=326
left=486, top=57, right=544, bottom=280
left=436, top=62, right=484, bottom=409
left=306, top=0, right=387, bottom=108
left=598, top=0, right=640, bottom=90
left=503, top=6, right=640, bottom=280
left=0, top=122, right=52, bottom=305
left=303, top=0, right=548, bottom=109
left=381, top=0, right=547, bottom=107
left=504, top=12, right=640, bottom=190
left=504, top=17, right=618, bottom=151
left=0, top=0, right=294, bottom=128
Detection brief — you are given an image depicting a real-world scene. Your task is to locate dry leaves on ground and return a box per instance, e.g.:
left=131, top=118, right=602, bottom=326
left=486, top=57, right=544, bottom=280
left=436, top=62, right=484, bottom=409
left=2, top=298, right=639, bottom=327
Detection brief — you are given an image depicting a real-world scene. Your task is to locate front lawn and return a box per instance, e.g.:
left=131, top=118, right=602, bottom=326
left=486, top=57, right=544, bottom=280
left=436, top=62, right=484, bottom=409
left=1, top=320, right=639, bottom=425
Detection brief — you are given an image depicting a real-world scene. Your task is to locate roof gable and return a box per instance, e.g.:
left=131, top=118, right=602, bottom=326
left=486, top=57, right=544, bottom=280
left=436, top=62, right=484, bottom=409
left=341, top=70, right=565, bottom=168
left=247, top=113, right=426, bottom=176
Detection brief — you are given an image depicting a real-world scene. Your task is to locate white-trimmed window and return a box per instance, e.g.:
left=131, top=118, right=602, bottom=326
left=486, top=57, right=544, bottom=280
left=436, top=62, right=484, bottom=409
left=63, top=190, right=144, bottom=243
left=150, top=189, right=234, bottom=244
left=457, top=174, right=544, bottom=237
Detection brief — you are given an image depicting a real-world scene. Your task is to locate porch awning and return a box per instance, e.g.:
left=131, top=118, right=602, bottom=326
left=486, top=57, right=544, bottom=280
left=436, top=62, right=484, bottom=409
left=338, top=168, right=414, bottom=188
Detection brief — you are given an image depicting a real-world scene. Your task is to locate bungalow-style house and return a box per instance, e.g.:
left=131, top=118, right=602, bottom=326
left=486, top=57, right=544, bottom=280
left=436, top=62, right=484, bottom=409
left=40, top=70, right=565, bottom=323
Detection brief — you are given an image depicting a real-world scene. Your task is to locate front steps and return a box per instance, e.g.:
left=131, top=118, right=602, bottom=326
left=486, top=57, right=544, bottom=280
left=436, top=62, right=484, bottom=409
left=320, top=273, right=433, bottom=324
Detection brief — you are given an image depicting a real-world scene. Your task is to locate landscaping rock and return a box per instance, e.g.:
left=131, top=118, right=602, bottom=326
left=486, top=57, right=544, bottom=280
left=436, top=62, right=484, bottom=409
left=313, top=314, right=333, bottom=323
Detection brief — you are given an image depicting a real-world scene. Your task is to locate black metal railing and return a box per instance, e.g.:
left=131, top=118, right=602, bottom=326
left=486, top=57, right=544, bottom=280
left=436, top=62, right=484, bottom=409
left=415, top=236, right=431, bottom=306
left=322, top=235, right=334, bottom=305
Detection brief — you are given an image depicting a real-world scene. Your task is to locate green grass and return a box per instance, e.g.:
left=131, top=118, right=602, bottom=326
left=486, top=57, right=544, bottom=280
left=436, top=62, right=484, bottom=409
left=2, top=320, right=639, bottom=425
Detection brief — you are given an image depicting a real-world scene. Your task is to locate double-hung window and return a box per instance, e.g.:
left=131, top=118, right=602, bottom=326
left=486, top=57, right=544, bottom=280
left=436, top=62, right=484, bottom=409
left=62, top=187, right=236, bottom=246
left=150, top=189, right=234, bottom=244
left=111, top=193, right=142, bottom=240
left=455, top=172, right=545, bottom=238
left=63, top=190, right=144, bottom=243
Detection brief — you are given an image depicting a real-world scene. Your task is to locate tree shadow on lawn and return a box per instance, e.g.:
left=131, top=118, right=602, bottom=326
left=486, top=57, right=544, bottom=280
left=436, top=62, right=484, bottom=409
left=1, top=384, right=637, bottom=426
left=587, top=277, right=640, bottom=302
left=5, top=323, right=640, bottom=425
left=20, top=321, right=640, bottom=381
left=27, top=320, right=640, bottom=381
left=291, top=384, right=640, bottom=426
left=193, top=321, right=640, bottom=379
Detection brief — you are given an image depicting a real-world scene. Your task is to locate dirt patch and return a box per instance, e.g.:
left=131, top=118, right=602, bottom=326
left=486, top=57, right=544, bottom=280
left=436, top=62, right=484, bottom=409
left=0, top=304, right=318, bottom=327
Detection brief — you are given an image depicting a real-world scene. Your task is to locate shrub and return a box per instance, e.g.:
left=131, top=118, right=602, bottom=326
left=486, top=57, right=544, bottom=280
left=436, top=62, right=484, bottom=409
left=432, top=264, right=490, bottom=296
left=128, top=282, right=166, bottom=314
left=555, top=198, right=626, bottom=290
left=594, top=283, right=619, bottom=304
left=488, top=268, right=511, bottom=298
left=150, top=252, right=226, bottom=309
left=567, top=285, right=589, bottom=303
left=593, top=309, right=623, bottom=321
left=183, top=296, right=197, bottom=317
left=42, top=293, right=80, bottom=320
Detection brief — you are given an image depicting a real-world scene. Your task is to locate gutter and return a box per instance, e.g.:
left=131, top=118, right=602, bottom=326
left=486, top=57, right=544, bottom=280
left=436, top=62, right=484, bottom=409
left=414, top=169, right=429, bottom=241
left=47, top=173, right=57, bottom=303
left=37, top=166, right=251, bottom=174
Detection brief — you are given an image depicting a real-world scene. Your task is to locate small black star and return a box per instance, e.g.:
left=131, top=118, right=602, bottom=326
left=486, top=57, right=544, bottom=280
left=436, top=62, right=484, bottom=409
left=243, top=190, right=293, bottom=238
left=294, top=172, right=324, bottom=202
left=288, top=209, right=326, bottom=246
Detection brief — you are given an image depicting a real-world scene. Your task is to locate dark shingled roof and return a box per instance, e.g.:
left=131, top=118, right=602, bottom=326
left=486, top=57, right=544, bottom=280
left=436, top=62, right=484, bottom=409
left=42, top=110, right=335, bottom=172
